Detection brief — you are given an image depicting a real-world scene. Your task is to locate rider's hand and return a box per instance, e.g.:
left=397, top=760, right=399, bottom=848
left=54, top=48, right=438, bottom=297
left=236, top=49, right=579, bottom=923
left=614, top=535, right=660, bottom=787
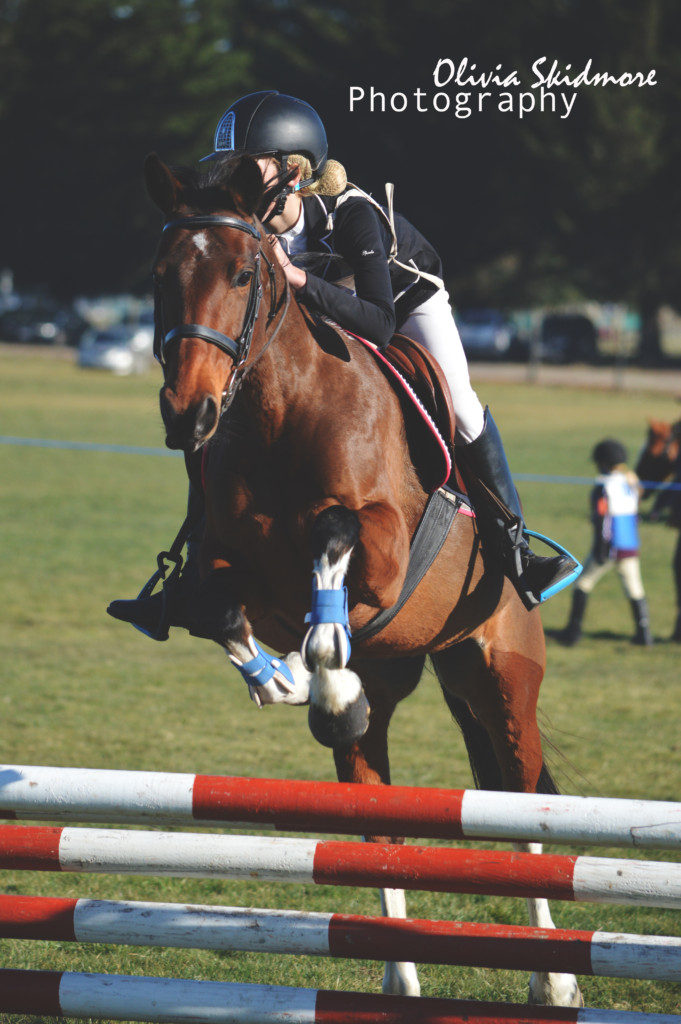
left=267, top=235, right=307, bottom=291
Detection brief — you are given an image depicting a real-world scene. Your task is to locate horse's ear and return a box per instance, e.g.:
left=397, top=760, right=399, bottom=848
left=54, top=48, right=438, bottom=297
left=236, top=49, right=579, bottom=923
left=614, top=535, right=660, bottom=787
left=144, top=153, right=183, bottom=214
left=228, top=155, right=264, bottom=215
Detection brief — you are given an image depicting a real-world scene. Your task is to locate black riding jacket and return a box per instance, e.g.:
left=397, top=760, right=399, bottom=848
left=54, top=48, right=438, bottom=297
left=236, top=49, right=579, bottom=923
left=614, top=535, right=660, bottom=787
left=295, top=187, right=443, bottom=348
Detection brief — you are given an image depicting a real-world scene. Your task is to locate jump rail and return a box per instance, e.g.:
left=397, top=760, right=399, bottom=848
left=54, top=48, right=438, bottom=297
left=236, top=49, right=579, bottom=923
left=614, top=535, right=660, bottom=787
left=2, top=824, right=681, bottom=907
left=1, top=969, right=679, bottom=1024
left=3, top=766, right=681, bottom=1022
left=2, top=763, right=681, bottom=847
left=4, top=894, right=681, bottom=982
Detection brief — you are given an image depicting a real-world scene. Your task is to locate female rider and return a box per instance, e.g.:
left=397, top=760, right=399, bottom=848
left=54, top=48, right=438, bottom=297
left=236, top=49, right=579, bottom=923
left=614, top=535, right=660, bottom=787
left=109, top=90, right=577, bottom=638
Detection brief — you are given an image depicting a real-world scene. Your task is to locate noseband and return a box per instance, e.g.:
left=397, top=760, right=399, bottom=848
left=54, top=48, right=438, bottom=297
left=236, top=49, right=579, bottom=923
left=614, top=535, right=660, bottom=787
left=154, top=214, right=284, bottom=375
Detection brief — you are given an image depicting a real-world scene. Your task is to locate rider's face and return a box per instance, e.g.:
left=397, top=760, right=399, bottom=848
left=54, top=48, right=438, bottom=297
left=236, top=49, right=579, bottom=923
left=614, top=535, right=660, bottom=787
left=256, top=156, right=302, bottom=232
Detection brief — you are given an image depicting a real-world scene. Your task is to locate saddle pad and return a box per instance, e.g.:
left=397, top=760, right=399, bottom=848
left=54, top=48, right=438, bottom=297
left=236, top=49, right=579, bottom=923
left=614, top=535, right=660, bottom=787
left=348, top=333, right=452, bottom=491
left=384, top=333, right=456, bottom=445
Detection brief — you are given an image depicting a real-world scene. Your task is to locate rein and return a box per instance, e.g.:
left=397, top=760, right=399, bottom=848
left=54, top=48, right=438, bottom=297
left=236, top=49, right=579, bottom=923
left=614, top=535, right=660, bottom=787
left=154, top=214, right=289, bottom=403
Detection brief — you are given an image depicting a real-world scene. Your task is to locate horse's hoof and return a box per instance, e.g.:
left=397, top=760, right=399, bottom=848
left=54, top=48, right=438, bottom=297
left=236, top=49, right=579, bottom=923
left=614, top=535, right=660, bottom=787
left=308, top=686, right=370, bottom=748
left=528, top=972, right=583, bottom=1008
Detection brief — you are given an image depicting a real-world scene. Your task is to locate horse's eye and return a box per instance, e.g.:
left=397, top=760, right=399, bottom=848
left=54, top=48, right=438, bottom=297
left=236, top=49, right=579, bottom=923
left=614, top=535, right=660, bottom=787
left=235, top=270, right=253, bottom=287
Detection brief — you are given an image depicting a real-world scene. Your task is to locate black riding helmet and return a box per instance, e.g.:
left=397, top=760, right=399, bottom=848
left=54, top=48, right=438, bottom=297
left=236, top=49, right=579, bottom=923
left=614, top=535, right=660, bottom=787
left=201, top=90, right=328, bottom=184
left=201, top=91, right=328, bottom=223
left=592, top=439, right=628, bottom=471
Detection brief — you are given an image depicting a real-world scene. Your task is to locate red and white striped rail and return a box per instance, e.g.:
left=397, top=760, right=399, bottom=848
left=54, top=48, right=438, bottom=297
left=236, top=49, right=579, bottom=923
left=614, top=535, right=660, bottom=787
left=0, top=969, right=679, bottom=1024
left=4, top=893, right=681, bottom=982
left=2, top=824, right=681, bottom=908
left=2, top=763, right=681, bottom=847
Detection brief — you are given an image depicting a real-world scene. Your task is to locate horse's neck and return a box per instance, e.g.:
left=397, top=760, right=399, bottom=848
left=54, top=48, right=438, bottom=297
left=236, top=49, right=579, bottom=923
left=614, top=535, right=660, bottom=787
left=236, top=298, right=325, bottom=441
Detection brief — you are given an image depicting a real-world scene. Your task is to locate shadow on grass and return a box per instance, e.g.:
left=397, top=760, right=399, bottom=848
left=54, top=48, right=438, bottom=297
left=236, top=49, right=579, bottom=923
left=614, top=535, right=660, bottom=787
left=544, top=626, right=633, bottom=644
left=545, top=626, right=681, bottom=645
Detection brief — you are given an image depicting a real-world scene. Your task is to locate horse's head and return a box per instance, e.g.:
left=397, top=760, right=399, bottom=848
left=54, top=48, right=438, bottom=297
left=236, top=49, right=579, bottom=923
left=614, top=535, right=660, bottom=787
left=145, top=152, right=275, bottom=450
left=636, top=417, right=681, bottom=493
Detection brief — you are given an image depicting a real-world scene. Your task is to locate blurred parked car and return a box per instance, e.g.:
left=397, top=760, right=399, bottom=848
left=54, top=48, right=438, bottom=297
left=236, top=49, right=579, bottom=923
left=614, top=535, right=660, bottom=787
left=0, top=303, right=85, bottom=346
left=78, top=321, right=154, bottom=374
left=455, top=308, right=519, bottom=359
left=538, top=313, right=597, bottom=363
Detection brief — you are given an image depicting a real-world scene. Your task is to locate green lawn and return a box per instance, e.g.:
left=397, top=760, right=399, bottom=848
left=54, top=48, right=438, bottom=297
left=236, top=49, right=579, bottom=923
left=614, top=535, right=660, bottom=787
left=1, top=348, right=681, bottom=1020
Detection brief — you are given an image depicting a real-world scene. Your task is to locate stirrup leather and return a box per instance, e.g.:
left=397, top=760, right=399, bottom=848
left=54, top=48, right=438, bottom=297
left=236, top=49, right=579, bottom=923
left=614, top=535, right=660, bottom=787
left=132, top=549, right=184, bottom=640
left=131, top=517, right=190, bottom=640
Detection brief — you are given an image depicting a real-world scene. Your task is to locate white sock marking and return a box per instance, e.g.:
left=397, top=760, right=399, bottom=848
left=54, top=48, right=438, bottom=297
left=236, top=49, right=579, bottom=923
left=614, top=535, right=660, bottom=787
left=380, top=887, right=421, bottom=997
left=516, top=842, right=583, bottom=1007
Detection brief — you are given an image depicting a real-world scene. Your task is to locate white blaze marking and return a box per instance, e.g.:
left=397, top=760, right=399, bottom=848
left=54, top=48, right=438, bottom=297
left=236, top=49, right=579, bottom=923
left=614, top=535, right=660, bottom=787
left=193, top=231, right=210, bottom=256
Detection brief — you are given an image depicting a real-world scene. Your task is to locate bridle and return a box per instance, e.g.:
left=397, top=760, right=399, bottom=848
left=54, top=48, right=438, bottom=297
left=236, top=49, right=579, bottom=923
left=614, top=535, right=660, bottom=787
left=154, top=213, right=289, bottom=404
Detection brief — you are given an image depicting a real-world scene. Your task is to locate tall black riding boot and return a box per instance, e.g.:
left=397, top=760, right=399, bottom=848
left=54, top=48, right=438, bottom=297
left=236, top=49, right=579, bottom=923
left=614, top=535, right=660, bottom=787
left=672, top=610, right=681, bottom=643
left=457, top=408, right=578, bottom=610
left=630, top=597, right=653, bottom=646
left=559, top=588, right=588, bottom=646
left=107, top=483, right=203, bottom=641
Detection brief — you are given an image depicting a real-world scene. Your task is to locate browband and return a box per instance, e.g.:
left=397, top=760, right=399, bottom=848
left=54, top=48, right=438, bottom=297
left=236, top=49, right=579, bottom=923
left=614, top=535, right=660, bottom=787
left=163, top=215, right=260, bottom=239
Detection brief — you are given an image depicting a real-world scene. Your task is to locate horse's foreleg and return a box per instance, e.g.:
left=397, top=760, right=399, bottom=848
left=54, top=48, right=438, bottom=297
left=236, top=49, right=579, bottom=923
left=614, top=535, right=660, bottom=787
left=302, top=505, right=369, bottom=747
left=333, top=657, right=424, bottom=999
left=194, top=567, right=311, bottom=706
left=302, top=501, right=409, bottom=747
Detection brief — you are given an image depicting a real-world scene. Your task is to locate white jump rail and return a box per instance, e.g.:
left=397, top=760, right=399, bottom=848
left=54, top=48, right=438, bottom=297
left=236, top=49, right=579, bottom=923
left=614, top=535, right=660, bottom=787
left=1, top=764, right=681, bottom=847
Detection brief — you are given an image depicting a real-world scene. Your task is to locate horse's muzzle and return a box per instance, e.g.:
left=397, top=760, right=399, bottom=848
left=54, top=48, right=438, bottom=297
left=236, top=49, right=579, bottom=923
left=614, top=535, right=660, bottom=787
left=160, top=388, right=219, bottom=450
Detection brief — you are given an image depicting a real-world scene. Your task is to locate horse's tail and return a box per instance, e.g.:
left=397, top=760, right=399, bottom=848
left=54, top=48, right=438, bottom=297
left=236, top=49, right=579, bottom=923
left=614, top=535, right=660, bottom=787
left=438, top=687, right=559, bottom=795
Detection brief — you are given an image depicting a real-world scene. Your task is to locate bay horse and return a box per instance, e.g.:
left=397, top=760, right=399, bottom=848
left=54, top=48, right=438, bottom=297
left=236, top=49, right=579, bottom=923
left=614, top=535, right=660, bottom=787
left=141, top=151, right=582, bottom=1007
left=636, top=417, right=681, bottom=641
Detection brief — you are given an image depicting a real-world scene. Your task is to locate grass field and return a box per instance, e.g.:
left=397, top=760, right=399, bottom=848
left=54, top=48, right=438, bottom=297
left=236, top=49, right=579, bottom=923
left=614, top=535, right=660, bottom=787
left=1, top=346, right=681, bottom=1020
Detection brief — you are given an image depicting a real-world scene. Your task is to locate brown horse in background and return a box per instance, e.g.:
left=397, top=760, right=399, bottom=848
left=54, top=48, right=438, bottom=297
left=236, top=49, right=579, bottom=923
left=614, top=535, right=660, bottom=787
left=139, top=151, right=582, bottom=1007
left=636, top=417, right=681, bottom=640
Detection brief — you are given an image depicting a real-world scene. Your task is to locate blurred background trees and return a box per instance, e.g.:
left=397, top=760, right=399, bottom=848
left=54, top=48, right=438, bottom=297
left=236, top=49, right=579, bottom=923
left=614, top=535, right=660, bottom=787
left=1, top=0, right=680, bottom=359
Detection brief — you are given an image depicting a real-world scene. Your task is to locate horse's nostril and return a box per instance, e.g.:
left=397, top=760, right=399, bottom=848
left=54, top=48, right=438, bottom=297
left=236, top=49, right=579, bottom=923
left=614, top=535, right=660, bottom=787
left=196, top=395, right=218, bottom=439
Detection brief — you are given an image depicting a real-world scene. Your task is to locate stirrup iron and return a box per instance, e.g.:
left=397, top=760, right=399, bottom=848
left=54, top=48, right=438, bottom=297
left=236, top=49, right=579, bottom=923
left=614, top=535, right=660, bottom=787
left=524, top=529, right=583, bottom=603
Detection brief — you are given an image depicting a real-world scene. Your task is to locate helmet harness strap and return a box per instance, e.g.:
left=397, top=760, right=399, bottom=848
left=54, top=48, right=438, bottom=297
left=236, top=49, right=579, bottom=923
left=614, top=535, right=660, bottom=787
left=260, top=156, right=316, bottom=225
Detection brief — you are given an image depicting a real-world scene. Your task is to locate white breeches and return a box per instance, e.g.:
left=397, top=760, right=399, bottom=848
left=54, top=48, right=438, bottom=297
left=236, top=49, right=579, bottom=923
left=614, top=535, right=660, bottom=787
left=577, top=554, right=646, bottom=601
left=400, top=288, right=485, bottom=443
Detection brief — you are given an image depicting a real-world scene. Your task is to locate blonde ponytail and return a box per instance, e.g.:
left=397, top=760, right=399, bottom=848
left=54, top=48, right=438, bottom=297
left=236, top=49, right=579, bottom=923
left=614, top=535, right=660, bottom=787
left=288, top=153, right=347, bottom=197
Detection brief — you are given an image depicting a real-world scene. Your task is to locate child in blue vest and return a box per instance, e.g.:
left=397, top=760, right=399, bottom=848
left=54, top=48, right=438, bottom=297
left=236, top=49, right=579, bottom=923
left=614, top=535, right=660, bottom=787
left=561, top=439, right=652, bottom=646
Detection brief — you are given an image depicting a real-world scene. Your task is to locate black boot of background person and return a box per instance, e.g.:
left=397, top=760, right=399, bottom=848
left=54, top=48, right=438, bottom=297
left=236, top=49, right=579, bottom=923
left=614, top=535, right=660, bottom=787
left=672, top=536, right=681, bottom=641
left=456, top=408, right=578, bottom=611
left=559, top=588, right=588, bottom=647
left=107, top=483, right=204, bottom=641
left=630, top=597, right=654, bottom=646
left=672, top=610, right=681, bottom=643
